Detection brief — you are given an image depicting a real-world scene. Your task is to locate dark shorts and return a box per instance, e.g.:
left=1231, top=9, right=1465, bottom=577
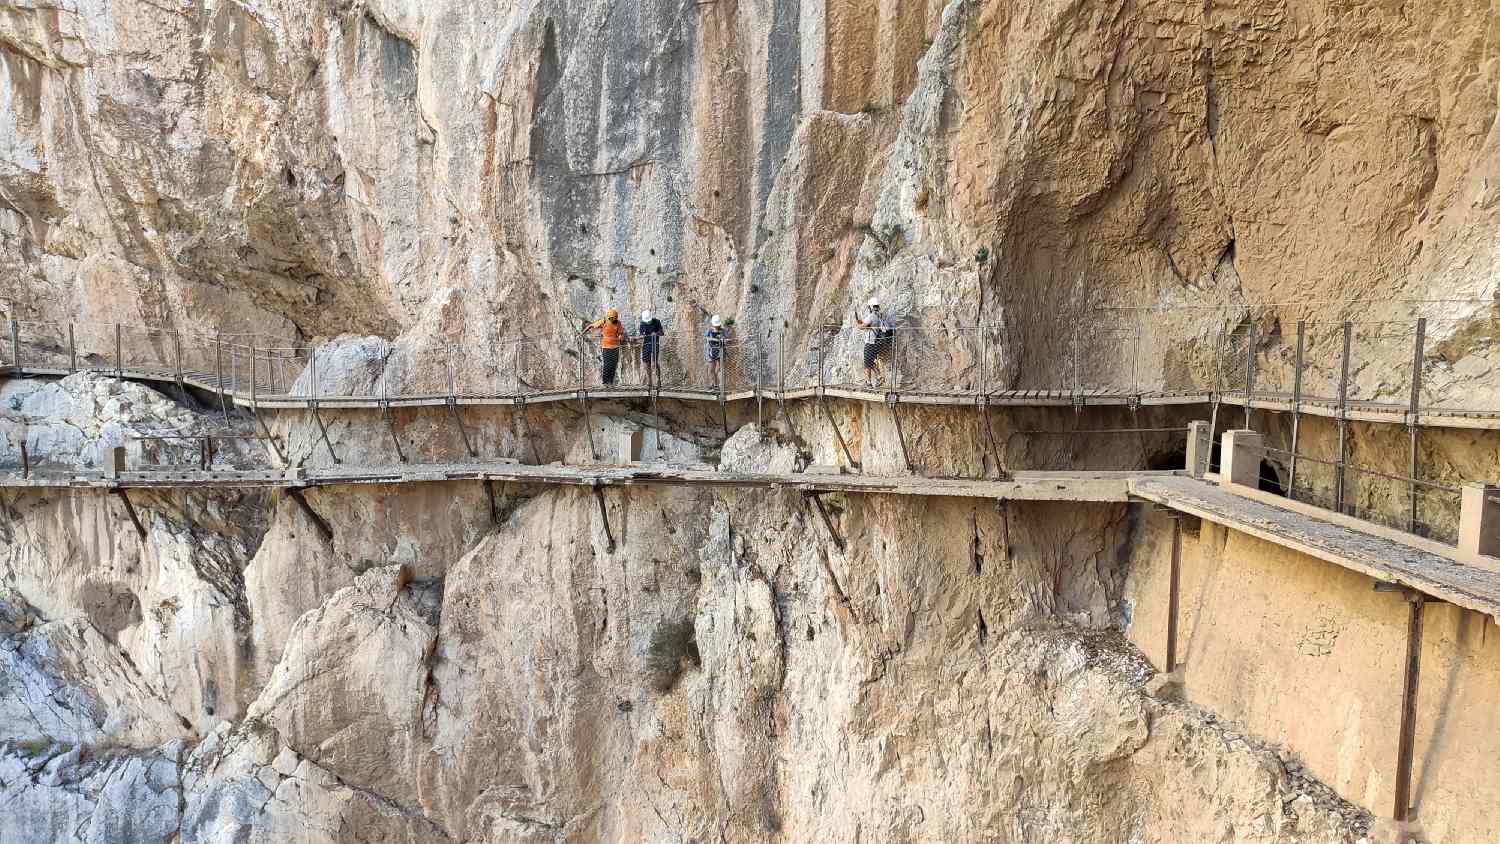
left=863, top=342, right=887, bottom=369
left=641, top=340, right=660, bottom=363
left=601, top=348, right=620, bottom=384
left=708, top=347, right=722, bottom=363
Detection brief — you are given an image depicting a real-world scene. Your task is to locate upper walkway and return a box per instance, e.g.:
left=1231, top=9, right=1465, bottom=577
left=5, top=314, right=1500, bottom=430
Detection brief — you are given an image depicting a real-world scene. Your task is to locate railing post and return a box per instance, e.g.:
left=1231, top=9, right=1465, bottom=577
left=310, top=347, right=320, bottom=401
left=1071, top=325, right=1081, bottom=394
left=1131, top=311, right=1143, bottom=395
left=1335, top=320, right=1353, bottom=514
left=215, top=335, right=229, bottom=421
left=816, top=333, right=825, bottom=395
left=8, top=319, right=20, bottom=370
left=892, top=329, right=901, bottom=392
left=1288, top=321, right=1306, bottom=494
left=778, top=325, right=786, bottom=395
left=978, top=322, right=988, bottom=398
left=173, top=331, right=184, bottom=388
left=68, top=323, right=77, bottom=372
left=1407, top=318, right=1426, bottom=533
left=756, top=366, right=764, bottom=429
left=446, top=345, right=456, bottom=400
left=250, top=343, right=259, bottom=407
left=1243, top=322, right=1257, bottom=429
left=114, top=323, right=123, bottom=378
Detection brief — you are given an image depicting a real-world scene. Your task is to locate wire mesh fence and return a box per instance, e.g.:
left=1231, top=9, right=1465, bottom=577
left=6, top=313, right=1500, bottom=417
left=1417, top=317, right=1500, bottom=414
left=1071, top=323, right=1141, bottom=393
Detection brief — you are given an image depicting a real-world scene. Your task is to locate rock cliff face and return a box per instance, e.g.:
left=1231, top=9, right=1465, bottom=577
left=3, top=0, right=1498, bottom=840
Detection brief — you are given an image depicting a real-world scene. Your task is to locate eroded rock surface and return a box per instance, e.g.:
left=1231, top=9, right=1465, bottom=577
left=3, top=0, right=1496, bottom=839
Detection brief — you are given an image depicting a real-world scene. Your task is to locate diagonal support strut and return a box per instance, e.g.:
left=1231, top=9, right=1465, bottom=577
left=591, top=482, right=616, bottom=553
left=113, top=489, right=148, bottom=541
left=803, top=490, right=846, bottom=552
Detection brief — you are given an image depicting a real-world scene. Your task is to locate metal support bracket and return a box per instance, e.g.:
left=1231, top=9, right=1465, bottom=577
left=286, top=488, right=334, bottom=543
left=252, top=409, right=286, bottom=468
left=382, top=400, right=407, bottom=463
left=1167, top=516, right=1182, bottom=672
left=515, top=395, right=543, bottom=466
left=446, top=397, right=478, bottom=459
left=113, top=489, right=148, bottom=540
left=484, top=479, right=503, bottom=527
left=803, top=490, right=846, bottom=552
left=996, top=499, right=1011, bottom=563
left=592, top=482, right=615, bottom=553
left=310, top=405, right=340, bottom=464
left=1373, top=581, right=1442, bottom=824
left=888, top=394, right=916, bottom=474
left=979, top=399, right=1009, bottom=481
left=580, top=389, right=598, bottom=462
left=819, top=395, right=860, bottom=471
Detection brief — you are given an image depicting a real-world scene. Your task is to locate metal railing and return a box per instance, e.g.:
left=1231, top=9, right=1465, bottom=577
left=4, top=313, right=1500, bottom=417
left=1261, top=445, right=1464, bottom=545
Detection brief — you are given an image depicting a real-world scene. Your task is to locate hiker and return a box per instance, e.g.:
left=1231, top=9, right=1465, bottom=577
left=583, top=308, right=624, bottom=386
left=856, top=298, right=892, bottom=388
left=638, top=309, right=664, bottom=389
left=705, top=315, right=728, bottom=389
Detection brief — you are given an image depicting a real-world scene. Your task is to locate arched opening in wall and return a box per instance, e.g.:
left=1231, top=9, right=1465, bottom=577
left=1259, top=458, right=1288, bottom=497
left=1145, top=448, right=1186, bottom=472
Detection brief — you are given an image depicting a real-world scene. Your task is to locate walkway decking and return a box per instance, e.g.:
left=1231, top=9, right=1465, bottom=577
left=1131, top=475, right=1500, bottom=620
left=5, top=459, right=1498, bottom=620
left=1, top=461, right=1149, bottom=502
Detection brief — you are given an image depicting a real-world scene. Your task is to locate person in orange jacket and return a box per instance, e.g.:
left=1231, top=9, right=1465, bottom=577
left=583, top=308, right=625, bottom=385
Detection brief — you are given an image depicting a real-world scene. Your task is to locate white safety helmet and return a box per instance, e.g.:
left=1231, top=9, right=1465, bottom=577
left=868, top=297, right=880, bottom=308
left=641, top=309, right=654, bottom=322
left=711, top=314, right=723, bottom=327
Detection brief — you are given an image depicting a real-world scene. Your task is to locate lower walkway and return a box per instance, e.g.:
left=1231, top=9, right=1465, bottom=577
left=1131, top=475, right=1500, bottom=620
left=4, top=459, right=1498, bottom=621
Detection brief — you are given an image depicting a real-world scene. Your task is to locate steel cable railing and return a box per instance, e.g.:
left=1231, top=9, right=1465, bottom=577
left=4, top=313, right=1500, bottom=418
left=1261, top=445, right=1464, bottom=545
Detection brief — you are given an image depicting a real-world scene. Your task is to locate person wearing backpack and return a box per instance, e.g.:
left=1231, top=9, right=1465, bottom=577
left=856, top=298, right=893, bottom=388
left=638, top=309, right=664, bottom=389
left=705, top=315, right=728, bottom=390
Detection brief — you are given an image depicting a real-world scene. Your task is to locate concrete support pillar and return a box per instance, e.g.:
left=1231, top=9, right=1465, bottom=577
left=1458, top=483, right=1500, bottom=569
left=105, top=445, right=127, bottom=479
left=1219, top=430, right=1263, bottom=490
left=1186, top=421, right=1212, bottom=478
left=619, top=429, right=644, bottom=464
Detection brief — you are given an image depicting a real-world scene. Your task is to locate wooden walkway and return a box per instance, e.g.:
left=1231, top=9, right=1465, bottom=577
left=7, top=363, right=1500, bottom=431
left=1131, top=475, right=1500, bottom=620
left=2, top=461, right=1150, bottom=502
left=5, top=459, right=1498, bottom=620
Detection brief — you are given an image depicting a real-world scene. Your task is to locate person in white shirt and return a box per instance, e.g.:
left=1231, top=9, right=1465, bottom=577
left=855, top=298, right=892, bottom=388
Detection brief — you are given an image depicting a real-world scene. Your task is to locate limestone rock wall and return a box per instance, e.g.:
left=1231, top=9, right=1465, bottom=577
left=4, top=0, right=1500, bottom=839
left=3, top=0, right=1494, bottom=388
